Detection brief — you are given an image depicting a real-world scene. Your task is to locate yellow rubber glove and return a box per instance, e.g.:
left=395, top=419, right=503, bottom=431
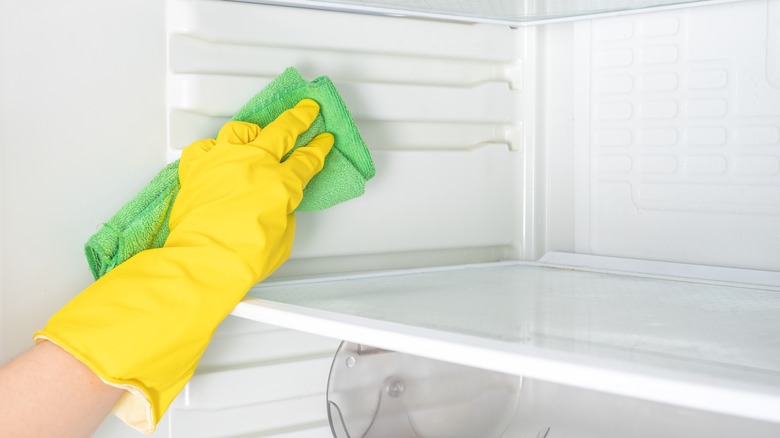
left=34, top=99, right=334, bottom=434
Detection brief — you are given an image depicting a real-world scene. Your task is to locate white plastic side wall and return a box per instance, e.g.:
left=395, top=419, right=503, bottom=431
left=0, top=0, right=166, bottom=359
left=0, top=1, right=167, bottom=436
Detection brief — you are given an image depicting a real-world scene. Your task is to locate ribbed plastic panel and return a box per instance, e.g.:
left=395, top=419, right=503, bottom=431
left=167, top=0, right=528, bottom=271
left=168, top=317, right=340, bottom=437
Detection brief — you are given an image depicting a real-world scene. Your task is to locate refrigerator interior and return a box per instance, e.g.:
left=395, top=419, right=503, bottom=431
left=1, top=0, right=779, bottom=436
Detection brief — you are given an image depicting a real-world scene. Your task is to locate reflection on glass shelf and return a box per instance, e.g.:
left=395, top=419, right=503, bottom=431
left=248, top=263, right=780, bottom=381
left=239, top=262, right=780, bottom=423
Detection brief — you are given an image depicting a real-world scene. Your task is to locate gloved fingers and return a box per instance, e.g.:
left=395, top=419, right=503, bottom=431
left=252, top=99, right=321, bottom=161
left=215, top=121, right=262, bottom=145
left=179, top=138, right=216, bottom=183
left=283, top=133, right=335, bottom=187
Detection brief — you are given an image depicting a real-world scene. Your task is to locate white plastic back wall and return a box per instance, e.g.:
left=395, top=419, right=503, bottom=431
left=163, top=5, right=528, bottom=435
left=573, top=0, right=780, bottom=270
left=167, top=0, right=529, bottom=274
left=0, top=0, right=167, bottom=361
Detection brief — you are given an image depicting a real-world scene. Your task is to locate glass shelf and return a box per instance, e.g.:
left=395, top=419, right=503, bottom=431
left=234, top=259, right=780, bottom=424
left=231, top=0, right=741, bottom=24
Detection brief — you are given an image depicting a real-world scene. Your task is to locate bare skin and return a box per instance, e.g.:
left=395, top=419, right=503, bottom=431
left=0, top=341, right=123, bottom=438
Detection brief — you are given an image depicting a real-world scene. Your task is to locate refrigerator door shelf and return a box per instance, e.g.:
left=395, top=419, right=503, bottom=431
left=232, top=254, right=780, bottom=425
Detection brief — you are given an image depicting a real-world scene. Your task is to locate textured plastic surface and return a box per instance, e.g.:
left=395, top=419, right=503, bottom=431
left=572, top=0, right=780, bottom=270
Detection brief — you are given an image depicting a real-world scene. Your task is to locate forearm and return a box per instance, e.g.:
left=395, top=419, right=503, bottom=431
left=32, top=231, right=294, bottom=432
left=0, top=341, right=123, bottom=438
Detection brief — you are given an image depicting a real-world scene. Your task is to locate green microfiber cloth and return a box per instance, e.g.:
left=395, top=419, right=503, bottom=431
left=84, top=67, right=375, bottom=280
